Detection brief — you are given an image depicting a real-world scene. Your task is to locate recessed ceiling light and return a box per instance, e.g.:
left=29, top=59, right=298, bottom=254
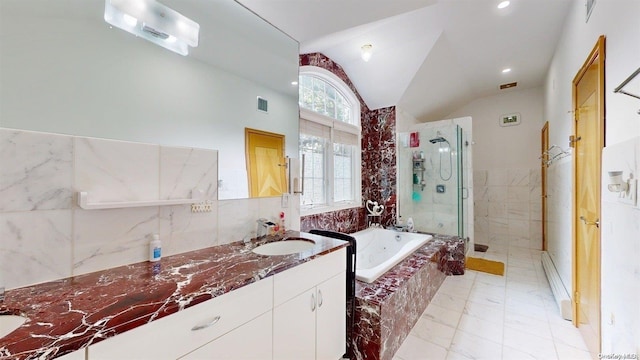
left=497, top=1, right=510, bottom=9
left=502, top=68, right=512, bottom=73
left=361, top=44, right=373, bottom=62
left=291, top=81, right=298, bottom=86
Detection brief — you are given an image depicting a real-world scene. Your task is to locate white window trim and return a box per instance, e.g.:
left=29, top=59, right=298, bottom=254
left=299, top=66, right=361, bottom=128
left=299, top=67, right=362, bottom=216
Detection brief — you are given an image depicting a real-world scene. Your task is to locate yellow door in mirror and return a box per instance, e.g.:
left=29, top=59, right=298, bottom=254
left=246, top=128, right=287, bottom=197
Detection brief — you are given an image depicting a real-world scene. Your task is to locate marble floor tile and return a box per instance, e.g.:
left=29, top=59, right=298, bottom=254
left=410, top=317, right=456, bottom=349
left=396, top=241, right=592, bottom=360
left=395, top=334, right=448, bottom=360
left=422, top=303, right=463, bottom=328
left=449, top=329, right=503, bottom=359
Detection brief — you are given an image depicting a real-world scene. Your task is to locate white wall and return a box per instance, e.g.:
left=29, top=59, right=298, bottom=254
left=544, top=0, right=640, bottom=355
left=0, top=1, right=299, bottom=200
left=448, top=87, right=544, bottom=252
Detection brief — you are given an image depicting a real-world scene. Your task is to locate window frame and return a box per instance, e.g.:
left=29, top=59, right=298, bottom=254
left=299, top=67, right=362, bottom=216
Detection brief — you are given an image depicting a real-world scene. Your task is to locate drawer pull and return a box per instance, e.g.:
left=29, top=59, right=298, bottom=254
left=310, top=293, right=316, bottom=312
left=317, top=290, right=323, bottom=307
left=191, top=315, right=221, bottom=331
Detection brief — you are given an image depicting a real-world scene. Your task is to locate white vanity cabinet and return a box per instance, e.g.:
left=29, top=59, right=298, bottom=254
left=87, top=277, right=273, bottom=360
left=273, top=248, right=347, bottom=360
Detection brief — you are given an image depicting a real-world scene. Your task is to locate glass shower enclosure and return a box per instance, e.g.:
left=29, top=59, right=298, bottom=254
left=397, top=124, right=470, bottom=239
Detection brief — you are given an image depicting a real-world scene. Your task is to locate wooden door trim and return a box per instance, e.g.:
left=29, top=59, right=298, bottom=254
left=541, top=121, right=549, bottom=251
left=571, top=35, right=605, bottom=353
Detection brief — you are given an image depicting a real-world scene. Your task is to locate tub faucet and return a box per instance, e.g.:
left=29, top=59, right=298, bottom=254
left=0, top=286, right=4, bottom=303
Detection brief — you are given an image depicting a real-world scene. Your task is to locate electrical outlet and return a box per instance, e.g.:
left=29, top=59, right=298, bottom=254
left=281, top=194, right=289, bottom=208
left=191, top=201, right=213, bottom=213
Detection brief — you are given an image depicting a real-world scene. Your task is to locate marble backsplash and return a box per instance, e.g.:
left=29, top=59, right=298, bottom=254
left=0, top=128, right=298, bottom=290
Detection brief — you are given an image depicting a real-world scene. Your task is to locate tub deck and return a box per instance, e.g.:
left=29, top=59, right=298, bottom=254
left=350, top=233, right=465, bottom=360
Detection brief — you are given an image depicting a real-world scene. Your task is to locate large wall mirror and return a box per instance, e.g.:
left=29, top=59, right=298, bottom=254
left=0, top=0, right=300, bottom=200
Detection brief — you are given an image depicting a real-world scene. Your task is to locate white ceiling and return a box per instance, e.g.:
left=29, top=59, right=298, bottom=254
left=238, top=0, right=573, bottom=121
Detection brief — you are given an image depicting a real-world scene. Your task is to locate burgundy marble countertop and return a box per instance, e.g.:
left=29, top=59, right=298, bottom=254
left=0, top=231, right=348, bottom=360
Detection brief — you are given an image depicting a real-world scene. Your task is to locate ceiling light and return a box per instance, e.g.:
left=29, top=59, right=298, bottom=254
left=497, top=1, right=510, bottom=9
left=291, top=81, right=298, bottom=86
left=502, top=68, right=512, bottom=73
left=104, top=0, right=200, bottom=56
left=361, top=44, right=373, bottom=62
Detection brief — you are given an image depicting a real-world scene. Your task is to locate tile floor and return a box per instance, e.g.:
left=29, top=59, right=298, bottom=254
left=393, top=245, right=592, bottom=360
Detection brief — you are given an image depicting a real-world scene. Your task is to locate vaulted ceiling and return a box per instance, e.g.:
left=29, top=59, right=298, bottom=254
left=238, top=0, right=573, bottom=121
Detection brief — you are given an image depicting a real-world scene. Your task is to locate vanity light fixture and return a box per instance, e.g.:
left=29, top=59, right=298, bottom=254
left=361, top=44, right=373, bottom=62
left=104, top=0, right=199, bottom=56
left=497, top=1, right=510, bottom=9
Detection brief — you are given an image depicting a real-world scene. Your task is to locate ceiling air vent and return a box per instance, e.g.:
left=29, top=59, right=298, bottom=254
left=499, top=82, right=517, bottom=90
left=257, top=96, right=268, bottom=113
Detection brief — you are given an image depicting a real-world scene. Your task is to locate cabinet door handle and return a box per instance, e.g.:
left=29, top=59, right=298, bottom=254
left=191, top=315, right=221, bottom=331
left=310, top=293, right=316, bottom=312
left=317, top=289, right=323, bottom=308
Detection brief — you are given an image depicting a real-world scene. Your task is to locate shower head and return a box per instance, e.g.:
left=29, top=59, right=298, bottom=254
left=429, top=136, right=448, bottom=144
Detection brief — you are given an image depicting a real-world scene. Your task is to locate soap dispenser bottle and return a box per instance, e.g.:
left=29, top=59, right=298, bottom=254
left=149, top=234, right=162, bottom=262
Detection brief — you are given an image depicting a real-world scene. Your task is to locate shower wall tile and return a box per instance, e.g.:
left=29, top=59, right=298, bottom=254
left=508, top=186, right=530, bottom=203
left=74, top=137, right=159, bottom=203
left=0, top=129, right=73, bottom=212
left=474, top=166, right=542, bottom=249
left=0, top=210, right=72, bottom=289
left=487, top=169, right=508, bottom=186
left=474, top=170, right=488, bottom=187
left=508, top=168, right=530, bottom=186
left=73, top=207, right=159, bottom=276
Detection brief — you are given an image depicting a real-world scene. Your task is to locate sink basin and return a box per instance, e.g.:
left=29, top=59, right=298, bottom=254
left=0, top=314, right=27, bottom=338
left=252, top=238, right=315, bottom=256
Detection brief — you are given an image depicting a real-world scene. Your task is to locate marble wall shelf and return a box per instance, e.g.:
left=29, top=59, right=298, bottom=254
left=0, top=231, right=348, bottom=360
left=77, top=190, right=205, bottom=210
left=351, top=233, right=465, bottom=360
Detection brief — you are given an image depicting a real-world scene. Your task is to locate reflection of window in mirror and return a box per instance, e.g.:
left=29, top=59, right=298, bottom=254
left=245, top=128, right=287, bottom=197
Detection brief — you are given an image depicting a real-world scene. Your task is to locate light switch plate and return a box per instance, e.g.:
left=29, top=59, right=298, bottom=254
left=619, top=179, right=637, bottom=207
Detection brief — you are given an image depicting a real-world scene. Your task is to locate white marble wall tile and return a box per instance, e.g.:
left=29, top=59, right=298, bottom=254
left=159, top=205, right=217, bottom=256
left=0, top=210, right=72, bottom=289
left=487, top=202, right=507, bottom=218
left=217, top=199, right=260, bottom=245
left=508, top=186, right=530, bottom=203
left=486, top=187, right=507, bottom=203
left=508, top=219, right=529, bottom=236
left=529, top=202, right=542, bottom=221
left=488, top=218, right=509, bottom=235
left=487, top=169, right=508, bottom=186
left=73, top=208, right=159, bottom=275
left=159, top=146, right=218, bottom=200
left=0, top=129, right=73, bottom=211
left=258, top=196, right=287, bottom=228
left=473, top=170, right=488, bottom=187
left=508, top=168, right=530, bottom=186
left=507, top=202, right=529, bottom=220
left=74, top=137, right=159, bottom=203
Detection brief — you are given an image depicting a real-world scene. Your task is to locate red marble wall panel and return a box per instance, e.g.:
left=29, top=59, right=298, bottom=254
left=299, top=53, right=397, bottom=232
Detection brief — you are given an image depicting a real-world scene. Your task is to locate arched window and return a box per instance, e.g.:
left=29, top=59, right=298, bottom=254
left=298, top=66, right=361, bottom=213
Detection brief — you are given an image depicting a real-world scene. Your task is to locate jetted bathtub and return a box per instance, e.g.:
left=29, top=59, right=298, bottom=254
left=353, top=228, right=432, bottom=283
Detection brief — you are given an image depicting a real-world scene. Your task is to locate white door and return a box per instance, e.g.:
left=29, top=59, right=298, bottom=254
left=273, top=289, right=316, bottom=360
left=316, top=272, right=346, bottom=360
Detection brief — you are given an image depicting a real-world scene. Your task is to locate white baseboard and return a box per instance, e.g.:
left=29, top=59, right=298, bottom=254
left=541, top=251, right=572, bottom=321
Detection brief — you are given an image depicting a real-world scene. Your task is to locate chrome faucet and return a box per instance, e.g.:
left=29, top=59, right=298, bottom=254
left=0, top=286, right=4, bottom=302
left=256, top=218, right=274, bottom=238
